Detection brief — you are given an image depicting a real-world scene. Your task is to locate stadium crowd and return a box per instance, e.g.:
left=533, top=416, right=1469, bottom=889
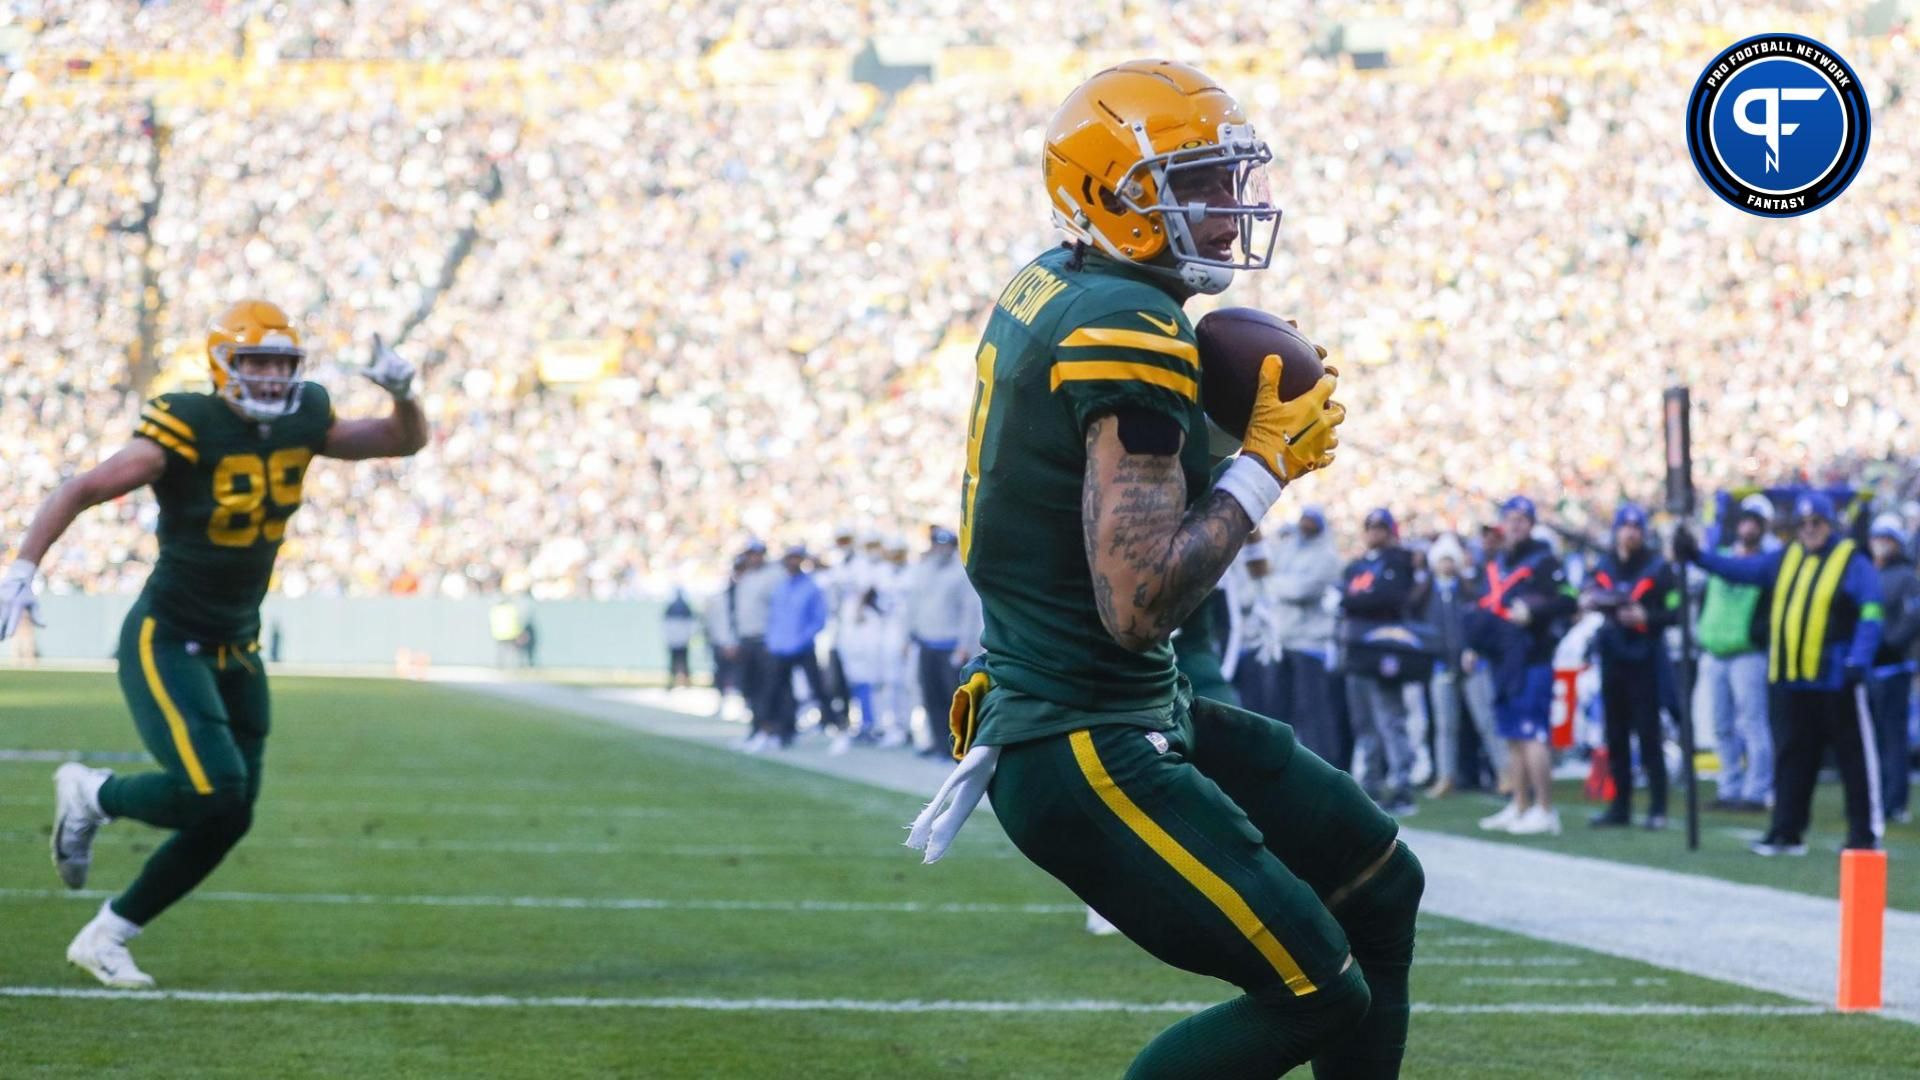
left=3, top=4, right=1918, bottom=609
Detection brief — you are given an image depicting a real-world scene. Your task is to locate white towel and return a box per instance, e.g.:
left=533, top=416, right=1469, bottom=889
left=904, top=744, right=1002, bottom=864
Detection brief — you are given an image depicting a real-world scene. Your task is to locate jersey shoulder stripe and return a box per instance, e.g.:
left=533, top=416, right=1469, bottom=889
left=135, top=422, right=200, bottom=462
left=136, top=396, right=203, bottom=461
left=1057, top=326, right=1198, bottom=368
left=140, top=404, right=195, bottom=441
left=1050, top=360, right=1197, bottom=401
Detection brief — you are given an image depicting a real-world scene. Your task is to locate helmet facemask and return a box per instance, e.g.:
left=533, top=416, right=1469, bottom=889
left=213, top=337, right=306, bottom=421
left=1116, top=121, right=1280, bottom=294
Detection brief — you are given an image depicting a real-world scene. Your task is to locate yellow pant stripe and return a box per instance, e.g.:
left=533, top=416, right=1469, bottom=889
left=1067, top=729, right=1317, bottom=995
left=1049, top=361, right=1198, bottom=401
left=1057, top=328, right=1199, bottom=367
left=139, top=618, right=212, bottom=795
left=140, top=407, right=195, bottom=441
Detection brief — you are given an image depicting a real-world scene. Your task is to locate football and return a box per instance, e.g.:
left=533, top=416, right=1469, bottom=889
left=1195, top=307, right=1327, bottom=440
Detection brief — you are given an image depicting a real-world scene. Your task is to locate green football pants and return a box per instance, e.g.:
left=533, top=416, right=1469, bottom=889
left=97, top=599, right=269, bottom=925
left=989, top=694, right=1408, bottom=1076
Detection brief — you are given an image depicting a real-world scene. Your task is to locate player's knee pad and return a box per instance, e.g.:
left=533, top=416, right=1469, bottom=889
left=1332, top=840, right=1424, bottom=963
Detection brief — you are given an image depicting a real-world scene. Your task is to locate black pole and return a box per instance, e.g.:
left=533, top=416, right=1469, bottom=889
left=1663, top=387, right=1701, bottom=852
left=1675, top=570, right=1702, bottom=852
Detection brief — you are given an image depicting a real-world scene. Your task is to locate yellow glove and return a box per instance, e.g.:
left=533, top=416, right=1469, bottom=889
left=1240, top=352, right=1344, bottom=481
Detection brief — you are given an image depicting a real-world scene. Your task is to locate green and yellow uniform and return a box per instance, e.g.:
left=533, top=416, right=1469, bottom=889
left=960, top=248, right=1419, bottom=1075
left=97, top=384, right=332, bottom=925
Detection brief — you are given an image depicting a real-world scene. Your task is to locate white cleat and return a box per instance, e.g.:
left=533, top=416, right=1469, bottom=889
left=1477, top=801, right=1522, bottom=832
left=51, top=763, right=111, bottom=889
left=67, top=903, right=155, bottom=990
left=828, top=732, right=853, bottom=756
left=1085, top=907, right=1122, bottom=937
left=1507, top=806, right=1563, bottom=836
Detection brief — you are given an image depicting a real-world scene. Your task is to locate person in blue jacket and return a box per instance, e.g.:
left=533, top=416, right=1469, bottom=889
left=1675, top=492, right=1885, bottom=853
left=1584, top=503, right=1682, bottom=830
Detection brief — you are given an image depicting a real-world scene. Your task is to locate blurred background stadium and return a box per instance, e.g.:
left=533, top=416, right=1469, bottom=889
left=4, top=0, right=1917, bottom=668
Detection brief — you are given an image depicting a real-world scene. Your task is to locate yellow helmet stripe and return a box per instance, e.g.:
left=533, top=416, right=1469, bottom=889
left=140, top=408, right=196, bottom=442
left=1050, top=360, right=1197, bottom=401
left=1058, top=327, right=1199, bottom=368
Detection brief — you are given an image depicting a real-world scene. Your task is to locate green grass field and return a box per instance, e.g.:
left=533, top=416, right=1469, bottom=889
left=3, top=670, right=1917, bottom=1078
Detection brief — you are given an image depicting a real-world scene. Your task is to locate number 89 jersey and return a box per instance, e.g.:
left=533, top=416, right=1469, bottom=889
left=132, top=384, right=333, bottom=643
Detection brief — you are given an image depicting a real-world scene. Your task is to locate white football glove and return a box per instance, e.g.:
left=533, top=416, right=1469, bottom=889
left=362, top=334, right=417, bottom=400
left=0, top=559, right=44, bottom=642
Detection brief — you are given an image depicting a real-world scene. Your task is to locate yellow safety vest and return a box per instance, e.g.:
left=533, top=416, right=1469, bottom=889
left=1767, top=539, right=1857, bottom=683
left=489, top=602, right=524, bottom=643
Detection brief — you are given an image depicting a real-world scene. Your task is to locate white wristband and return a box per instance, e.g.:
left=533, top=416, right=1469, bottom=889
left=1214, top=455, right=1284, bottom=526
left=4, top=558, right=37, bottom=581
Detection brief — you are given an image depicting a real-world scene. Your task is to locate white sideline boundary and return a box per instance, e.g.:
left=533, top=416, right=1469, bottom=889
left=0, top=986, right=1831, bottom=1017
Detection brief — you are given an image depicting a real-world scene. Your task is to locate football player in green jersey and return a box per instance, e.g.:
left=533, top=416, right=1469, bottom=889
left=915, top=61, right=1424, bottom=1078
left=0, top=299, right=429, bottom=988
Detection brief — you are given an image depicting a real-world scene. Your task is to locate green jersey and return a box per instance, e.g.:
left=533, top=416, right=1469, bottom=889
left=132, top=385, right=334, bottom=643
left=962, top=246, right=1212, bottom=741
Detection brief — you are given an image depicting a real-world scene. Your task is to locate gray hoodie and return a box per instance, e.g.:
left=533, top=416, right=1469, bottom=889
left=1267, top=526, right=1342, bottom=655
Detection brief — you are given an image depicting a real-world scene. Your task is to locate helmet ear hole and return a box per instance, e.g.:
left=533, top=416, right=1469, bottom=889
left=1097, top=186, right=1127, bottom=214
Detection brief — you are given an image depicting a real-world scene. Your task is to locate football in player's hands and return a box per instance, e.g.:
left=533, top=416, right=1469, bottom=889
left=1195, top=308, right=1328, bottom=440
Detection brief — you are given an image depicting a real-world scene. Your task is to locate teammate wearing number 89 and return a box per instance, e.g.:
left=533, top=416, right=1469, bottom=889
left=0, top=299, right=428, bottom=989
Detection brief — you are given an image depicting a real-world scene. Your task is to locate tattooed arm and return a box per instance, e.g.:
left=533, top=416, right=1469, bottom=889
left=1081, top=414, right=1254, bottom=652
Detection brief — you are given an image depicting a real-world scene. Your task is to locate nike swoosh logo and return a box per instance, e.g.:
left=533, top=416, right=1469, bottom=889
left=1137, top=312, right=1181, bottom=336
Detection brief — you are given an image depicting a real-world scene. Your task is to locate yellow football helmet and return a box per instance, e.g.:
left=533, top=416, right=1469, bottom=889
left=1044, top=60, right=1279, bottom=295
left=207, top=299, right=306, bottom=421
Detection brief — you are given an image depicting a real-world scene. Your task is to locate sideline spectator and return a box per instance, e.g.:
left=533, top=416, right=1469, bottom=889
left=1868, top=514, right=1920, bottom=826
left=663, top=588, right=697, bottom=690
left=1677, top=492, right=1884, bottom=854
left=1418, top=533, right=1487, bottom=797
left=903, top=527, right=977, bottom=758
left=705, top=558, right=743, bottom=718
left=836, top=558, right=898, bottom=743
left=1471, top=496, right=1576, bottom=837
left=733, top=541, right=780, bottom=747
left=876, top=535, right=918, bottom=748
left=1228, top=537, right=1284, bottom=717
left=762, top=545, right=846, bottom=752
left=490, top=598, right=524, bottom=668
left=1269, top=508, right=1343, bottom=761
left=1341, top=507, right=1419, bottom=815
left=1584, top=503, right=1680, bottom=830
left=1699, top=495, right=1775, bottom=812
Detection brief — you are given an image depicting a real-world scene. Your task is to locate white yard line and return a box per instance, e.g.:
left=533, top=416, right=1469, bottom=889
left=0, top=887, right=1080, bottom=916
left=0, top=986, right=1830, bottom=1017
left=0, top=795, right=693, bottom=818
left=0, top=831, right=1008, bottom=860
left=1460, top=977, right=1670, bottom=987
left=1416, top=957, right=1583, bottom=968
left=455, top=679, right=1920, bottom=1026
